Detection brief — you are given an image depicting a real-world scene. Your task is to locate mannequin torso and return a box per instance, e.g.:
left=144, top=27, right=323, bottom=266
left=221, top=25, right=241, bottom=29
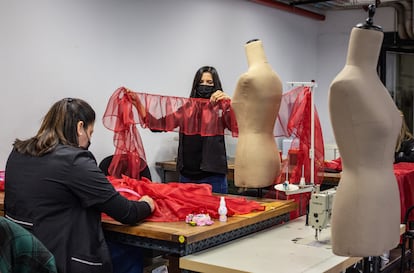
left=232, top=40, right=282, bottom=188
left=329, top=27, right=401, bottom=256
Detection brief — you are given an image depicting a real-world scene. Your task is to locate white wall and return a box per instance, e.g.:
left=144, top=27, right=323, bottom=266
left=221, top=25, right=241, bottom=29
left=0, top=0, right=395, bottom=180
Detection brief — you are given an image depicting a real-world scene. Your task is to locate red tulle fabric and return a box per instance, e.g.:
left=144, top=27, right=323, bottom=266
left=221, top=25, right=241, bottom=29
left=102, top=86, right=324, bottom=185
left=104, top=176, right=265, bottom=222
left=102, top=88, right=148, bottom=179
left=275, top=86, right=325, bottom=184
left=102, top=87, right=238, bottom=179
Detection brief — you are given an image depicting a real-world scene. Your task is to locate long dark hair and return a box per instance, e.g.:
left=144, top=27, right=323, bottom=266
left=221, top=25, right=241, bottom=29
left=396, top=110, right=414, bottom=152
left=13, top=98, right=95, bottom=156
left=189, top=66, right=223, bottom=98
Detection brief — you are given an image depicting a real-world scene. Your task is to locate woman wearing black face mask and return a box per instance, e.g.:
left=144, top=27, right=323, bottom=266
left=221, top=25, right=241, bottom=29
left=125, top=66, right=232, bottom=193
left=178, top=66, right=231, bottom=193
left=4, top=98, right=155, bottom=273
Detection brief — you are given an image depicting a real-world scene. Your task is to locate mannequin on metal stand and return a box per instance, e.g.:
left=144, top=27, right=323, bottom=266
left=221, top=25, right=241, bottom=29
left=232, top=39, right=282, bottom=189
left=329, top=4, right=401, bottom=257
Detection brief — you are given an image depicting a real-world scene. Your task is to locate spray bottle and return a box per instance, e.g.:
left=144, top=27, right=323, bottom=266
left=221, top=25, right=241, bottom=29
left=218, top=196, right=228, bottom=222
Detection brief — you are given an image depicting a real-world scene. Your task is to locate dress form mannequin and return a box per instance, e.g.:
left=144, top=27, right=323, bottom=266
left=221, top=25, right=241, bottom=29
left=232, top=39, right=282, bottom=188
left=329, top=7, right=401, bottom=256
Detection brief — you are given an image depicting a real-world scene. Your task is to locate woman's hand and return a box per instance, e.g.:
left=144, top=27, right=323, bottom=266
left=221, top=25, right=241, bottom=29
left=124, top=90, right=147, bottom=119
left=139, top=195, right=155, bottom=213
left=124, top=89, right=138, bottom=106
left=210, top=90, right=231, bottom=103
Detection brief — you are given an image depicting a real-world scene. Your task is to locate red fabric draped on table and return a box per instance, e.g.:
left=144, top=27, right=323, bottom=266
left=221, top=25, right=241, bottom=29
left=104, top=176, right=265, bottom=222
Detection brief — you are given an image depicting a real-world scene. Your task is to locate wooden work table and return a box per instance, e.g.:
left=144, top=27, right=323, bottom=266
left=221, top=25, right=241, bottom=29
left=102, top=197, right=296, bottom=256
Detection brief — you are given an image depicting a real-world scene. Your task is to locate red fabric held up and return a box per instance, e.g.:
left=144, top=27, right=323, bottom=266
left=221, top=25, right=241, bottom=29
left=102, top=87, right=238, bottom=179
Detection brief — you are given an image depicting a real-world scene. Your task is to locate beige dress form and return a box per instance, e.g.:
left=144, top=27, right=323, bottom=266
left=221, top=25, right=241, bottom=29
left=329, top=27, right=401, bottom=257
left=232, top=39, right=283, bottom=188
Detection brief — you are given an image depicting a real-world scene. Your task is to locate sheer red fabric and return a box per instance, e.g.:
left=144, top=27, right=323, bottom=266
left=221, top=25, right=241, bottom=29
left=102, top=88, right=148, bottom=179
left=275, top=86, right=325, bottom=184
left=104, top=176, right=265, bottom=222
left=102, top=87, right=238, bottom=179
left=104, top=87, right=238, bottom=137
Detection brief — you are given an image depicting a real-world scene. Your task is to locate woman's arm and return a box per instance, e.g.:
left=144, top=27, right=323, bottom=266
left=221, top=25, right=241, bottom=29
left=96, top=194, right=154, bottom=225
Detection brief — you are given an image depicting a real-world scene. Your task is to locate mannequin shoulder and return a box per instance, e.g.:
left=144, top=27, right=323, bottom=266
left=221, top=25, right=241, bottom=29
left=329, top=72, right=363, bottom=94
left=237, top=69, right=280, bottom=84
left=236, top=72, right=253, bottom=87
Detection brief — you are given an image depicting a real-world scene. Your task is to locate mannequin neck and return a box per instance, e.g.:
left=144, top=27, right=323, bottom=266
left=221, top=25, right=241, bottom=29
left=245, top=40, right=268, bottom=67
left=346, top=27, right=383, bottom=69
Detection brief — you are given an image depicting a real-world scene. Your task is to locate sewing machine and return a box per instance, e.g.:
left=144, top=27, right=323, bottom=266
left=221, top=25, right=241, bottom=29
left=307, top=185, right=336, bottom=240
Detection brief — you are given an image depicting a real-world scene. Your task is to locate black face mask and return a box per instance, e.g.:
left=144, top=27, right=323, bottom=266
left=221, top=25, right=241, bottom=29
left=82, top=131, right=91, bottom=150
left=83, top=139, right=91, bottom=150
left=195, top=85, right=215, bottom=98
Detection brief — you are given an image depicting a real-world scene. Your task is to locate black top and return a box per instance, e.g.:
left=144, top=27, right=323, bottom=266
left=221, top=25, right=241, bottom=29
left=177, top=133, right=228, bottom=179
left=99, top=155, right=152, bottom=180
left=144, top=100, right=231, bottom=180
left=4, top=144, right=151, bottom=273
left=395, top=138, right=414, bottom=163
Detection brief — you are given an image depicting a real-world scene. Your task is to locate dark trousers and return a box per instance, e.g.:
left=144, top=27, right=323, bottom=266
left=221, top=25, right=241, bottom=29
left=179, top=174, right=228, bottom=194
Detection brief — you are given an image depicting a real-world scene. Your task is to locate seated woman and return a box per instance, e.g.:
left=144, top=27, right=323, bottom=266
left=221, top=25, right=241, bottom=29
left=395, top=111, right=414, bottom=163
left=4, top=98, right=154, bottom=273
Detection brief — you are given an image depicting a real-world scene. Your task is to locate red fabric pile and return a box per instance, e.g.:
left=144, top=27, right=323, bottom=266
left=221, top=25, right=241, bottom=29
left=105, top=176, right=265, bottom=222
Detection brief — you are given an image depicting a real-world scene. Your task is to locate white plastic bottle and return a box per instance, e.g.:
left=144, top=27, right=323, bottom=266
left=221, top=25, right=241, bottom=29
left=218, top=196, right=228, bottom=222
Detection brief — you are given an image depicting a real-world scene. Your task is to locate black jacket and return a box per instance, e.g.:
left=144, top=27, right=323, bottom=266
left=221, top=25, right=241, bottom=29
left=177, top=133, right=228, bottom=179
left=143, top=99, right=233, bottom=180
left=395, top=138, right=414, bottom=163
left=5, top=145, right=151, bottom=273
